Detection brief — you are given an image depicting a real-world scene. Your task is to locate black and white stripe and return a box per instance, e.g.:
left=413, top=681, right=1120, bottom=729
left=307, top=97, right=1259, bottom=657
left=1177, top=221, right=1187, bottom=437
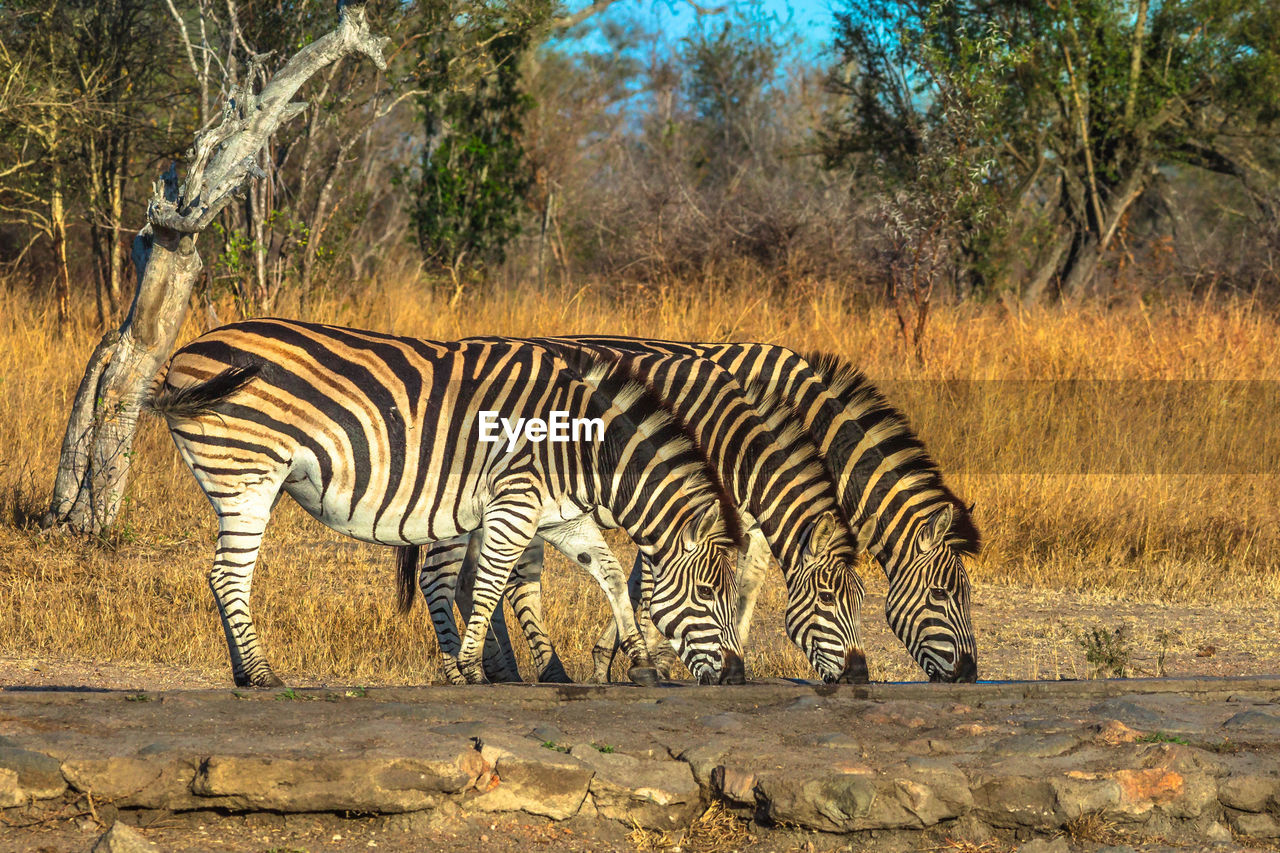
left=151, top=319, right=745, bottom=687
left=417, top=346, right=870, bottom=683
left=560, top=337, right=981, bottom=683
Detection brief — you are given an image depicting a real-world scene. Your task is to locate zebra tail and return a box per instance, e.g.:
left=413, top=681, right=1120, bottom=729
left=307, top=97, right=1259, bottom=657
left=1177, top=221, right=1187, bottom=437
left=395, top=545, right=420, bottom=614
left=147, top=364, right=262, bottom=421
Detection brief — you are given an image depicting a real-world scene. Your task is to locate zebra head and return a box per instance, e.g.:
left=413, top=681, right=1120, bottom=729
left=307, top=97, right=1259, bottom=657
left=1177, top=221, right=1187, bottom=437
left=881, top=503, right=978, bottom=683
left=784, top=510, right=868, bottom=683
left=650, top=503, right=745, bottom=685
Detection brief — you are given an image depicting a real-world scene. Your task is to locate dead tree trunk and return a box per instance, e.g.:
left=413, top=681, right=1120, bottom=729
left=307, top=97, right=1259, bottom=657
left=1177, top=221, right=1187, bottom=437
left=43, top=5, right=388, bottom=535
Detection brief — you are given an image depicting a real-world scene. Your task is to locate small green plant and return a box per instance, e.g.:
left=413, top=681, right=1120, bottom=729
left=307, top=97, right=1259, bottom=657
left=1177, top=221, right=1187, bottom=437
left=1202, top=737, right=1241, bottom=754
left=540, top=741, right=568, bottom=753
left=593, top=743, right=615, bottom=753
left=124, top=693, right=151, bottom=703
left=231, top=690, right=249, bottom=700
left=275, top=688, right=302, bottom=701
left=344, top=686, right=368, bottom=698
left=1077, top=625, right=1131, bottom=679
left=1136, top=731, right=1188, bottom=745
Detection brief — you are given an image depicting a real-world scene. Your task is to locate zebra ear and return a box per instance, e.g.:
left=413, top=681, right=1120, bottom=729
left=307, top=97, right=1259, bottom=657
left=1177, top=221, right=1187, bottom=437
left=854, top=519, right=876, bottom=553
left=682, top=505, right=722, bottom=552
left=802, top=510, right=841, bottom=560
left=916, top=504, right=954, bottom=554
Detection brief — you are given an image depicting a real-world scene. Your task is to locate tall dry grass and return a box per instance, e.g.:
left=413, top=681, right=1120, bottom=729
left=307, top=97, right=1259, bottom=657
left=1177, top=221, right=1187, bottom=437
left=2, top=277, right=1278, bottom=685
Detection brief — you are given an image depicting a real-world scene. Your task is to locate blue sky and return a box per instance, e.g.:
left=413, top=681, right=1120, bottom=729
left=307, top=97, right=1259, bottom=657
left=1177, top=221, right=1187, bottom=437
left=560, top=0, right=839, bottom=56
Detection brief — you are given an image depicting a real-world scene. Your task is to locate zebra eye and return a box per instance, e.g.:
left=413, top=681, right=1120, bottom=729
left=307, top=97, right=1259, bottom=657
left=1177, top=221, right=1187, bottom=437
left=695, top=584, right=715, bottom=601
left=818, top=591, right=836, bottom=606
left=928, top=587, right=950, bottom=604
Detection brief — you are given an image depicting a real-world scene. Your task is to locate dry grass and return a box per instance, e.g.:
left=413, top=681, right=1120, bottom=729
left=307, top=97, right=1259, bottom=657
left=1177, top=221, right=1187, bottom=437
left=3, top=276, right=1280, bottom=686
left=627, top=801, right=752, bottom=852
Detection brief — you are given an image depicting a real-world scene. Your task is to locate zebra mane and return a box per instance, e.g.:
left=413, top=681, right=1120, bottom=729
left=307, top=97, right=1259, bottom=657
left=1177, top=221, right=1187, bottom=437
left=799, top=350, right=981, bottom=557
left=541, top=343, right=748, bottom=550
left=744, top=382, right=855, bottom=533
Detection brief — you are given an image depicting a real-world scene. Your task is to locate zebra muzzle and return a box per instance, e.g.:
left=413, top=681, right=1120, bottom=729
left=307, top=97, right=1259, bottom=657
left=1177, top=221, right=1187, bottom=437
left=832, top=648, right=869, bottom=684
left=718, top=648, right=745, bottom=685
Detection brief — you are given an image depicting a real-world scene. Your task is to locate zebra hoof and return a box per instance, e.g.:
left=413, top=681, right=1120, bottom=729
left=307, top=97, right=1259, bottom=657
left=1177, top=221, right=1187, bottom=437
left=627, top=666, right=661, bottom=687
left=236, top=671, right=286, bottom=689
left=537, top=664, right=573, bottom=684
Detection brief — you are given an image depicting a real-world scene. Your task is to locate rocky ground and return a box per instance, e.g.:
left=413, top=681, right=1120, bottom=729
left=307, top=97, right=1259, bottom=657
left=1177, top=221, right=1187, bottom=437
left=1, top=678, right=1279, bottom=853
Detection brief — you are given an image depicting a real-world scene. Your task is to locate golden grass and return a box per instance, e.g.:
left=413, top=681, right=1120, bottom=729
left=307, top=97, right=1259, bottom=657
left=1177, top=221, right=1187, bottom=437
left=2, top=276, right=1279, bottom=686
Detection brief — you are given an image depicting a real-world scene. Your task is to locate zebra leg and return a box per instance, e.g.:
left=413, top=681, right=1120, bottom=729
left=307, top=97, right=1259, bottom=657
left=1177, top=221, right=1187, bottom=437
left=454, top=534, right=524, bottom=683
left=541, top=517, right=659, bottom=686
left=636, top=556, right=682, bottom=679
left=418, top=537, right=471, bottom=685
left=734, top=522, right=772, bottom=648
left=504, top=539, right=572, bottom=683
left=209, top=492, right=284, bottom=688
left=457, top=487, right=543, bottom=684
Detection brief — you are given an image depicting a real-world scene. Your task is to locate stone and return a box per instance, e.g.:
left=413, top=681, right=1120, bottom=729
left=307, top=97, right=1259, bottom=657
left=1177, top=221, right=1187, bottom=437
left=755, top=773, right=883, bottom=831
left=1089, top=699, right=1163, bottom=727
left=710, top=765, right=757, bottom=804
left=972, top=776, right=1058, bottom=829
left=528, top=724, right=569, bottom=744
left=1231, top=811, right=1280, bottom=838
left=62, top=757, right=201, bottom=810
left=91, top=822, right=161, bottom=853
left=0, top=768, right=22, bottom=808
left=191, top=752, right=473, bottom=812
left=803, top=732, right=860, bottom=749
left=1218, top=773, right=1280, bottom=812
left=697, top=713, right=745, bottom=732
left=567, top=745, right=700, bottom=828
left=991, top=733, right=1080, bottom=759
left=1049, top=774, right=1122, bottom=820
left=1203, top=820, right=1234, bottom=843
left=678, top=743, right=730, bottom=789
left=1016, top=838, right=1068, bottom=853
left=0, top=747, right=66, bottom=800
left=1094, top=720, right=1143, bottom=744
left=430, top=721, right=489, bottom=739
left=946, top=814, right=994, bottom=843
left=467, top=737, right=593, bottom=820
left=1223, top=710, right=1280, bottom=730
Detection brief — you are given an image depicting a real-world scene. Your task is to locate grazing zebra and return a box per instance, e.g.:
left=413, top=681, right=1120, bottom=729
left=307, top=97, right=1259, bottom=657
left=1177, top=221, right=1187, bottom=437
left=150, top=319, right=746, bottom=687
left=410, top=347, right=870, bottom=684
left=550, top=337, right=982, bottom=683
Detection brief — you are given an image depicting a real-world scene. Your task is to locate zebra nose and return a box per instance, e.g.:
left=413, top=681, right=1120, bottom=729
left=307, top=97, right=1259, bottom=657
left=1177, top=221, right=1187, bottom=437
left=835, top=648, right=869, bottom=684
left=954, top=652, right=978, bottom=683
left=718, top=648, right=745, bottom=685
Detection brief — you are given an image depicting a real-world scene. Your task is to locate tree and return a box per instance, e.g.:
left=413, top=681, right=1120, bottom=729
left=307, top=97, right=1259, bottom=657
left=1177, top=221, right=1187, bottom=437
left=410, top=0, right=552, bottom=289
left=44, top=4, right=388, bottom=535
left=823, top=0, right=1280, bottom=302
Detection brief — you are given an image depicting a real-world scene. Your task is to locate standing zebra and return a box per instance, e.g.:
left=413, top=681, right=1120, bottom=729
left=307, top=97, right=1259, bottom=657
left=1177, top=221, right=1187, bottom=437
left=409, top=347, right=870, bottom=683
left=150, top=319, right=745, bottom=687
left=551, top=337, right=981, bottom=683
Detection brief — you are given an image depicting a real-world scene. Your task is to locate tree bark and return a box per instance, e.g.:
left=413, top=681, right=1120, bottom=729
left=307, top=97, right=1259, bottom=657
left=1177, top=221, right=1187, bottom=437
left=43, top=5, right=388, bottom=534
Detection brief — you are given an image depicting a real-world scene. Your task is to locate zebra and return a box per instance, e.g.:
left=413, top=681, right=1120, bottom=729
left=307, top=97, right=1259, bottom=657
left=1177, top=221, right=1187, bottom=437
left=149, top=318, right=746, bottom=687
left=408, top=346, right=870, bottom=684
left=545, top=336, right=982, bottom=683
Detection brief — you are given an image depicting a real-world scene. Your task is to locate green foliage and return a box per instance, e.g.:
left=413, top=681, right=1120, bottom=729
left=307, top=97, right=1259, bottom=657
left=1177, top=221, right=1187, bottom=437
left=1136, top=731, right=1188, bottom=744
left=1077, top=625, right=1132, bottom=679
left=411, top=0, right=551, bottom=278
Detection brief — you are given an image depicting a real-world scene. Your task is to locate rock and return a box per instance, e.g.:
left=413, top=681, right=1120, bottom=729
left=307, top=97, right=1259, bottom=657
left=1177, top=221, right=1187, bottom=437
left=1223, top=710, right=1280, bottom=730
left=1094, top=720, right=1143, bottom=744
left=92, top=822, right=160, bottom=853
left=528, top=724, right=569, bottom=744
left=1016, top=838, right=1068, bottom=853
left=0, top=769, right=22, bottom=808
left=1232, top=811, right=1280, bottom=839
left=0, top=747, right=66, bottom=800
left=1218, top=773, right=1280, bottom=812
left=710, top=765, right=757, bottom=804
left=678, top=743, right=730, bottom=788
left=430, top=721, right=489, bottom=739
left=755, top=773, right=881, bottom=831
left=973, top=776, right=1058, bottom=829
left=697, top=713, right=745, bottom=732
left=1203, top=820, right=1234, bottom=843
left=567, top=745, right=700, bottom=828
left=191, top=752, right=473, bottom=812
left=946, top=814, right=994, bottom=843
left=467, top=737, right=593, bottom=820
left=803, top=732, right=860, bottom=749
left=1089, top=699, right=1163, bottom=727
left=1050, top=773, right=1122, bottom=820
left=63, top=757, right=201, bottom=810
left=991, top=733, right=1080, bottom=759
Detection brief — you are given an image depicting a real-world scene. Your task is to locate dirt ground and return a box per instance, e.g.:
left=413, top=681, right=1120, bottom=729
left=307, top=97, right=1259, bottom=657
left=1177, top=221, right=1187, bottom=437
left=2, top=582, right=1276, bottom=691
